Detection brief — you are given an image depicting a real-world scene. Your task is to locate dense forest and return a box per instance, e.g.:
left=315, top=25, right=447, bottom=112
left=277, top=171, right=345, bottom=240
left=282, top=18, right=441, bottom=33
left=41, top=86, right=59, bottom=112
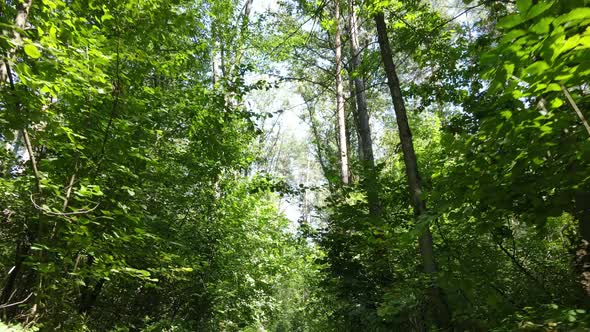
left=1, top=0, right=589, bottom=330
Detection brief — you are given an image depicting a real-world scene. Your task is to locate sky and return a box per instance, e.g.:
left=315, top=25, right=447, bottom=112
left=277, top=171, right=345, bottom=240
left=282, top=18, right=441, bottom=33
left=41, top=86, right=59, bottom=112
left=246, top=0, right=315, bottom=224
left=246, top=0, right=309, bottom=142
left=251, top=0, right=279, bottom=14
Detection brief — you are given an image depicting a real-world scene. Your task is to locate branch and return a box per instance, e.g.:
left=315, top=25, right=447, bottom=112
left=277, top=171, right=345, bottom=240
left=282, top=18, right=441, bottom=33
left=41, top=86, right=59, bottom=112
left=97, top=23, right=122, bottom=170
left=495, top=239, right=551, bottom=297
left=562, top=85, right=590, bottom=137
left=30, top=194, right=99, bottom=217
left=430, top=3, right=486, bottom=32
left=21, top=129, right=41, bottom=193
left=2, top=58, right=42, bottom=193
left=0, top=292, right=33, bottom=309
left=268, top=0, right=328, bottom=58
left=267, top=73, right=332, bottom=89
left=62, top=172, right=77, bottom=211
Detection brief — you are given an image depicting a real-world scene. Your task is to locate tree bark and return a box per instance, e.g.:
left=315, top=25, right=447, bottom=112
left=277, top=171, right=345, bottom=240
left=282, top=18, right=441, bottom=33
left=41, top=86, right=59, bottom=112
left=78, top=256, right=105, bottom=314
left=347, top=0, right=380, bottom=216
left=0, top=0, right=36, bottom=319
left=374, top=12, right=451, bottom=329
left=0, top=0, right=32, bottom=82
left=334, top=0, right=349, bottom=185
left=233, top=0, right=254, bottom=75
left=574, top=191, right=590, bottom=306
left=212, top=24, right=221, bottom=85
left=0, top=241, right=30, bottom=316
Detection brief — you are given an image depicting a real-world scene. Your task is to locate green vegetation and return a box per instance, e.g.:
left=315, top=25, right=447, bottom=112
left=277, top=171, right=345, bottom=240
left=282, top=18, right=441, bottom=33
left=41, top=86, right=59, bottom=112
left=1, top=0, right=589, bottom=330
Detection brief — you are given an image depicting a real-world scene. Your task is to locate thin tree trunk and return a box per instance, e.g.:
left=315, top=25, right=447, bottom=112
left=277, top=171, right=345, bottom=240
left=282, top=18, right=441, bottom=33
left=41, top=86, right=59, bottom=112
left=0, top=241, right=30, bottom=317
left=0, top=1, right=37, bottom=320
left=374, top=12, right=451, bottom=329
left=232, top=0, right=254, bottom=75
left=574, top=191, right=590, bottom=306
left=78, top=256, right=105, bottom=314
left=348, top=72, right=363, bottom=160
left=334, top=0, right=349, bottom=185
left=347, top=0, right=380, bottom=216
left=0, top=0, right=32, bottom=82
left=304, top=101, right=333, bottom=191
left=212, top=26, right=221, bottom=85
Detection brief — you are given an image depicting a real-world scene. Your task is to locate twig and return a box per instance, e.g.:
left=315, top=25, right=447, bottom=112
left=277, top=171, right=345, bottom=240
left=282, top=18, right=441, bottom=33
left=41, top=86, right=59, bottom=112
left=30, top=194, right=99, bottom=217
left=0, top=292, right=33, bottom=309
left=268, top=0, right=327, bottom=58
left=430, top=3, right=485, bottom=33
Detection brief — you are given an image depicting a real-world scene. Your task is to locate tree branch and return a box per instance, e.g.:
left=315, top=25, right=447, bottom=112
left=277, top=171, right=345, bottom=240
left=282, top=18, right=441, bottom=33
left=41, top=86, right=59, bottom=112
left=562, top=85, right=590, bottom=137
left=0, top=292, right=33, bottom=309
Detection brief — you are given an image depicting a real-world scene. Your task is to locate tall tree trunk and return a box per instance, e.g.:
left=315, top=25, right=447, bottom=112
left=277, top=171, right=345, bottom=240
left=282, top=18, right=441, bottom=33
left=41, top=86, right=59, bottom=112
left=78, top=256, right=105, bottom=314
left=374, top=12, right=451, bottom=329
left=334, top=0, right=349, bottom=185
left=0, top=241, right=30, bottom=317
left=347, top=0, right=380, bottom=216
left=232, top=0, right=254, bottom=75
left=1, top=0, right=36, bottom=319
left=0, top=0, right=32, bottom=82
left=212, top=25, right=221, bottom=85
left=574, top=191, right=590, bottom=306
left=348, top=72, right=363, bottom=160
left=304, top=100, right=335, bottom=191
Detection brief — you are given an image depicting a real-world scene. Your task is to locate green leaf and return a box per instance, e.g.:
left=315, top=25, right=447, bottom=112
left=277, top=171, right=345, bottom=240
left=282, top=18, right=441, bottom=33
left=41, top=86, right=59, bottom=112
left=122, top=186, right=136, bottom=197
left=555, top=7, right=590, bottom=25
left=524, top=61, right=549, bottom=76
left=516, top=0, right=532, bottom=16
left=502, top=29, right=527, bottom=42
left=40, top=85, right=51, bottom=94
left=101, top=13, right=114, bottom=22
left=24, top=44, right=41, bottom=59
left=498, top=14, right=524, bottom=29
left=542, top=83, right=561, bottom=92
left=550, top=98, right=564, bottom=108
left=526, top=2, right=555, bottom=21
left=530, top=17, right=553, bottom=34
left=504, top=63, right=515, bottom=76
left=501, top=110, right=512, bottom=120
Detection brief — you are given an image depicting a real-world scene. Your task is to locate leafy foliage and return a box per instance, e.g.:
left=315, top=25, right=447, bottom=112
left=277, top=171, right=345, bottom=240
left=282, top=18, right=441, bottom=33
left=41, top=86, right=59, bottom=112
left=1, top=0, right=590, bottom=331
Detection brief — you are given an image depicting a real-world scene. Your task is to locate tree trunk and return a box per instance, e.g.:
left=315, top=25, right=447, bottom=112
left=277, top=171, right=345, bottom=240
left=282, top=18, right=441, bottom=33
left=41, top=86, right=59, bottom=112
left=78, top=256, right=105, bottom=314
left=0, top=0, right=32, bottom=81
left=0, top=0, right=36, bottom=319
left=212, top=24, right=221, bottom=85
left=334, top=0, right=349, bottom=185
left=574, top=191, right=590, bottom=306
left=233, top=0, right=254, bottom=75
left=374, top=12, right=451, bottom=329
left=347, top=0, right=380, bottom=216
left=0, top=241, right=30, bottom=318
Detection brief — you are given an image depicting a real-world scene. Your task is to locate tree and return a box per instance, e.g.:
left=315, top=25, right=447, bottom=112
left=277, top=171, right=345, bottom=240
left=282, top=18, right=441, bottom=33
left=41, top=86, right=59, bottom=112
left=334, top=0, right=350, bottom=185
left=347, top=0, right=380, bottom=216
left=374, top=9, right=451, bottom=329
